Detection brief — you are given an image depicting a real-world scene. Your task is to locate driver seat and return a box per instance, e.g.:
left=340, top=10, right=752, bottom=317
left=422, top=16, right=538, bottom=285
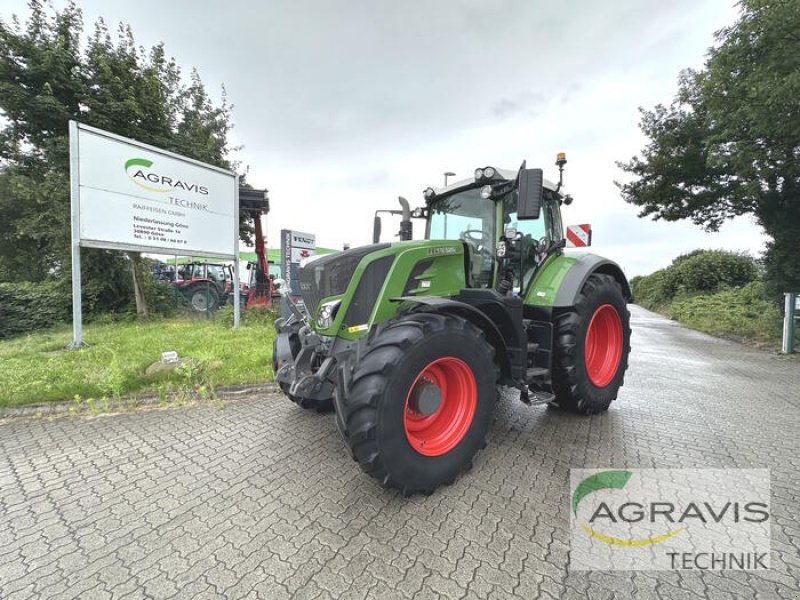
left=462, top=241, right=493, bottom=288
left=462, top=241, right=475, bottom=287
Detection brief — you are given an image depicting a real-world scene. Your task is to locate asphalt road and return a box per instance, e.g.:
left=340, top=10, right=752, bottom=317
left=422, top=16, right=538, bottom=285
left=1, top=305, right=799, bottom=599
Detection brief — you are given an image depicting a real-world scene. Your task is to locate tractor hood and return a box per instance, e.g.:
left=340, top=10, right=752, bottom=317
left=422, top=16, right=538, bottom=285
left=297, top=243, right=389, bottom=316
left=297, top=240, right=467, bottom=340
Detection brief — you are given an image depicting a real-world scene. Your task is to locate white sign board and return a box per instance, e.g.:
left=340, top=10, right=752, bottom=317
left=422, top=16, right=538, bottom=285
left=289, top=232, right=316, bottom=264
left=74, top=122, right=237, bottom=257
left=68, top=121, right=240, bottom=347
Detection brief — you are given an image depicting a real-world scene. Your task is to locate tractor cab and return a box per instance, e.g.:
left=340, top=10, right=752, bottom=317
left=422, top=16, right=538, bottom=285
left=422, top=164, right=568, bottom=295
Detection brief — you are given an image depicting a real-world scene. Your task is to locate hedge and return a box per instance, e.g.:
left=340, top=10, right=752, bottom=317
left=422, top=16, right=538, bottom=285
left=631, top=250, right=760, bottom=309
left=0, top=280, right=72, bottom=339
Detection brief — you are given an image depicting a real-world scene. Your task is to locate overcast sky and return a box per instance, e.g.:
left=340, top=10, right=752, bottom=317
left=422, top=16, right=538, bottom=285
left=3, top=0, right=768, bottom=276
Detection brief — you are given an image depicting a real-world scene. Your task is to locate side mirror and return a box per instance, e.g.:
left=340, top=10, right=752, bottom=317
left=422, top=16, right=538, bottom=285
left=517, top=168, right=543, bottom=220
left=373, top=214, right=382, bottom=243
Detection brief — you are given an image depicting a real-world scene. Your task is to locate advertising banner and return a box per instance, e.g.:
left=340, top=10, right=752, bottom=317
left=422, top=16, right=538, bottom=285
left=75, top=122, right=237, bottom=257
left=68, top=121, right=240, bottom=346
left=280, top=229, right=316, bottom=299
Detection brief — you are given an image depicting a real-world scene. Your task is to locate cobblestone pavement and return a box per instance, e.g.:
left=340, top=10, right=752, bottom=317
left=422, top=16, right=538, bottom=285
left=1, top=305, right=799, bottom=599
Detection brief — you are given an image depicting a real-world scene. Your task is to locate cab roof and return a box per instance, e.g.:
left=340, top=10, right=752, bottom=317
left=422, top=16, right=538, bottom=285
left=427, top=168, right=559, bottom=198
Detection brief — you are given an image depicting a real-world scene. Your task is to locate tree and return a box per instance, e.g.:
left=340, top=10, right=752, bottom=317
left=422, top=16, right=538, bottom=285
left=617, top=0, right=800, bottom=297
left=0, top=1, right=249, bottom=315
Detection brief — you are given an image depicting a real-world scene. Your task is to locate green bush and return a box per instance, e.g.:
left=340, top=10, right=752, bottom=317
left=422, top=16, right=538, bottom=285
left=0, top=280, right=72, bottom=339
left=632, top=249, right=759, bottom=309
left=631, top=269, right=671, bottom=309
left=667, top=281, right=783, bottom=343
left=137, top=275, right=178, bottom=318
left=671, top=250, right=759, bottom=296
left=633, top=250, right=785, bottom=344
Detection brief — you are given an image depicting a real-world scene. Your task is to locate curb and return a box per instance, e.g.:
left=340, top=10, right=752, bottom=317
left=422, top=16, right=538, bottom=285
left=0, top=383, right=279, bottom=421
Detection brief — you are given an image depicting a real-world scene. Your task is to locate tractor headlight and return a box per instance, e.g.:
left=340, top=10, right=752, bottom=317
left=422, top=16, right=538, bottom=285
left=474, top=168, right=484, bottom=180
left=316, top=299, right=341, bottom=329
left=424, top=187, right=436, bottom=200
left=483, top=166, right=496, bottom=178
left=480, top=185, right=492, bottom=199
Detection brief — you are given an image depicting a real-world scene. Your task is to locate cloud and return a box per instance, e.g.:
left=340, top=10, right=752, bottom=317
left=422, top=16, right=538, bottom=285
left=491, top=91, right=546, bottom=118
left=3, top=0, right=752, bottom=275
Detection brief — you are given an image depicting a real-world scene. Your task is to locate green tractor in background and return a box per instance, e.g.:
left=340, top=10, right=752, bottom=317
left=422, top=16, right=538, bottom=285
left=273, top=155, right=632, bottom=495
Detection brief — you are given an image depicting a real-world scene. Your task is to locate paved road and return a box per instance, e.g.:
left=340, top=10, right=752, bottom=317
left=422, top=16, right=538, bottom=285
left=1, top=306, right=799, bottom=599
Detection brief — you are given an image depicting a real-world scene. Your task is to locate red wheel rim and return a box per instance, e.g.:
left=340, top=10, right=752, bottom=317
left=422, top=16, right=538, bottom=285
left=584, top=304, right=623, bottom=388
left=403, top=357, right=477, bottom=456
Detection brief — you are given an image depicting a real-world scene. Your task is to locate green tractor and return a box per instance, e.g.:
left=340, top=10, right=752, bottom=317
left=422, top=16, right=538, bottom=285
left=273, top=155, right=631, bottom=495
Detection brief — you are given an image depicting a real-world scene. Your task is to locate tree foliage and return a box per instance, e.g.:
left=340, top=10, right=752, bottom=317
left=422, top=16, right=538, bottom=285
left=0, top=1, right=249, bottom=315
left=618, top=0, right=800, bottom=296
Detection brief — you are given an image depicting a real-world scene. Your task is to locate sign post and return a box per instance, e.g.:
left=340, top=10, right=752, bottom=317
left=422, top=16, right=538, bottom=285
left=68, top=121, right=239, bottom=348
left=782, top=292, right=797, bottom=354
left=233, top=175, right=240, bottom=330
left=69, top=121, right=84, bottom=348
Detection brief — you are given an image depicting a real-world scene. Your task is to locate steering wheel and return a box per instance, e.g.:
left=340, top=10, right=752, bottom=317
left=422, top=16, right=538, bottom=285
left=460, top=229, right=491, bottom=250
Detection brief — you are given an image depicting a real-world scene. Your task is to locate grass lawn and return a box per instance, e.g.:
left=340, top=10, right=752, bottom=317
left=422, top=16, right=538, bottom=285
left=0, top=310, right=276, bottom=408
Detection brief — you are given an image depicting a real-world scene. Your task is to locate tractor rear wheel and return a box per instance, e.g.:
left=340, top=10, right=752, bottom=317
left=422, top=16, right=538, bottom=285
left=339, top=312, right=497, bottom=495
left=551, top=273, right=631, bottom=415
left=186, top=285, right=220, bottom=313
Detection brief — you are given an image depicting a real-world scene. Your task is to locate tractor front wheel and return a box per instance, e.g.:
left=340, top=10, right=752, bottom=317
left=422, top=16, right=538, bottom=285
left=551, top=273, right=631, bottom=414
left=339, top=312, right=497, bottom=495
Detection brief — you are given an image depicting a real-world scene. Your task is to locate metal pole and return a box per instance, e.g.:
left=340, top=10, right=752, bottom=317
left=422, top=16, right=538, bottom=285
left=233, top=175, right=241, bottom=329
left=782, top=292, right=796, bottom=354
left=68, top=121, right=84, bottom=349
left=174, top=254, right=179, bottom=310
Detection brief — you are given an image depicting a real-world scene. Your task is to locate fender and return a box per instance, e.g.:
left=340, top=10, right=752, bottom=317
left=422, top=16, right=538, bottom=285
left=553, top=253, right=633, bottom=307
left=392, top=295, right=513, bottom=377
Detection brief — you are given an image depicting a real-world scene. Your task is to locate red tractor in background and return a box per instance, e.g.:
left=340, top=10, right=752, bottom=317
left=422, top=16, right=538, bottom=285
left=153, top=260, right=237, bottom=312
left=179, top=262, right=233, bottom=312
left=151, top=186, right=273, bottom=313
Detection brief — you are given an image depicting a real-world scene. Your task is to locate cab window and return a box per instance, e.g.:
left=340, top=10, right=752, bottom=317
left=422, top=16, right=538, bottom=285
left=502, top=192, right=547, bottom=292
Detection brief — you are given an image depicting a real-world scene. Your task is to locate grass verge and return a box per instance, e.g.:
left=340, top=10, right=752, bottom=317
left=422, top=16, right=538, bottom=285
left=0, top=307, right=276, bottom=408
left=641, top=282, right=791, bottom=347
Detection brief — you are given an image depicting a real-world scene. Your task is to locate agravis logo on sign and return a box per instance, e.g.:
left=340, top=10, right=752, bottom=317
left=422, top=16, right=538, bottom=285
left=125, top=158, right=209, bottom=196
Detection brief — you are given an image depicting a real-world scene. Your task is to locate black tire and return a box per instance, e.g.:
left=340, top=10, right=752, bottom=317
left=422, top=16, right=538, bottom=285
left=186, top=285, right=220, bottom=313
left=271, top=335, right=333, bottom=413
left=551, top=273, right=631, bottom=414
left=339, top=312, right=498, bottom=495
